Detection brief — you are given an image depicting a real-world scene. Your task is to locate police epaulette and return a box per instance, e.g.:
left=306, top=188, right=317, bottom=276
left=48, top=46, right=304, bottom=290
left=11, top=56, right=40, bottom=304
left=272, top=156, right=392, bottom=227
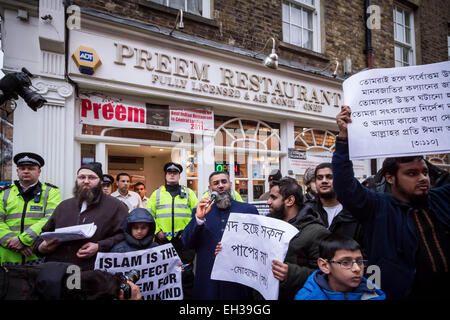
left=0, top=184, right=13, bottom=192
left=45, top=183, right=59, bottom=189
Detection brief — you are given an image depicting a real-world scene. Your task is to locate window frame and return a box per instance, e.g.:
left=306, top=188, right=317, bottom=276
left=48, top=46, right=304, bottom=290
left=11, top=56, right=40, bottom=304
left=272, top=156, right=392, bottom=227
left=393, top=4, right=416, bottom=67
left=148, top=0, right=211, bottom=19
left=282, top=0, right=321, bottom=53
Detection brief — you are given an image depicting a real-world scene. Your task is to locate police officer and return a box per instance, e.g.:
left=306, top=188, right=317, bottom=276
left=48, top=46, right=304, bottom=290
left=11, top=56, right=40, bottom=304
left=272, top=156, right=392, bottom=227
left=0, top=152, right=61, bottom=265
left=101, top=174, right=114, bottom=195
left=145, top=162, right=197, bottom=298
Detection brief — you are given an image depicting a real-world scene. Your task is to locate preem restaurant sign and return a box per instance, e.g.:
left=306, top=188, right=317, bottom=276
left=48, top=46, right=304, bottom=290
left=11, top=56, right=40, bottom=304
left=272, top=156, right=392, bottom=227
left=69, top=30, right=343, bottom=119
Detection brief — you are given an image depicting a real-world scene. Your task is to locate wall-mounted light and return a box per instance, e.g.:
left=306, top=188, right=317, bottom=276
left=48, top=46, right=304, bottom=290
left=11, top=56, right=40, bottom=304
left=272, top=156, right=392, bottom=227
left=169, top=9, right=184, bottom=35
left=254, top=37, right=279, bottom=70
left=332, top=58, right=339, bottom=77
left=343, top=56, right=352, bottom=75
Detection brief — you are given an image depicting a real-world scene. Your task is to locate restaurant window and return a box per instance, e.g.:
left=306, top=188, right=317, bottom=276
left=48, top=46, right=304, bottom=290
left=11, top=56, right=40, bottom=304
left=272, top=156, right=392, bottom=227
left=214, top=116, right=280, bottom=202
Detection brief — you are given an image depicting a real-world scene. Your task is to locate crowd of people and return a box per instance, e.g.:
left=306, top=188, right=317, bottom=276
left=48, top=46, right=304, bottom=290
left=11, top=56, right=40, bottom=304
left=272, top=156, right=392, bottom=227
left=0, top=106, right=448, bottom=300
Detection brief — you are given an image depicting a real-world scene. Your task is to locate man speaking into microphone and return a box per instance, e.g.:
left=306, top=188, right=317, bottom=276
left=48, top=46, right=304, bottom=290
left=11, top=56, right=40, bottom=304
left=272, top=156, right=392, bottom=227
left=182, top=171, right=259, bottom=300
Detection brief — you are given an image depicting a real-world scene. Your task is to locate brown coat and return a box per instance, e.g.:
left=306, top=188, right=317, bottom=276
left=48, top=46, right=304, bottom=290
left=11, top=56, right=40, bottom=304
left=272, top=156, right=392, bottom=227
left=34, top=193, right=128, bottom=271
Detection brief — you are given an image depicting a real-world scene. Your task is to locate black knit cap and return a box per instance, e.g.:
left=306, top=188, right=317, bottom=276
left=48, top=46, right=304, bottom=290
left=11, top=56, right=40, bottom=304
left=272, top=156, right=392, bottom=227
left=78, top=162, right=103, bottom=178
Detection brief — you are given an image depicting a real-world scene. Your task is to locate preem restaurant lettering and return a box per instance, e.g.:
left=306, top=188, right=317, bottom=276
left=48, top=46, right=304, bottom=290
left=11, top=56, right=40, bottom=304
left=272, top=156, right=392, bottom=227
left=113, top=42, right=342, bottom=114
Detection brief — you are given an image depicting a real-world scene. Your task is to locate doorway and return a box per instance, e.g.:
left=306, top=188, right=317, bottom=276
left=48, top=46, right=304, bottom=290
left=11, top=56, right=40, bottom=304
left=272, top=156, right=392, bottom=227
left=106, top=145, right=178, bottom=197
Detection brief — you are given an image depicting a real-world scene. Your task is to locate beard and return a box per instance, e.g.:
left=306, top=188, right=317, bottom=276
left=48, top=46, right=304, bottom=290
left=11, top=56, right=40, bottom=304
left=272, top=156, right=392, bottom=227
left=216, top=190, right=233, bottom=209
left=270, top=204, right=285, bottom=220
left=73, top=181, right=102, bottom=207
left=395, top=179, right=429, bottom=208
left=318, top=189, right=336, bottom=200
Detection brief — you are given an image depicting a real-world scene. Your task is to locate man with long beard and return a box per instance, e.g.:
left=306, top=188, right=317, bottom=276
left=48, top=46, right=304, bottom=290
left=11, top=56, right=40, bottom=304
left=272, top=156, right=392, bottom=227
left=182, top=171, right=259, bottom=300
left=33, top=162, right=128, bottom=271
left=333, top=105, right=449, bottom=300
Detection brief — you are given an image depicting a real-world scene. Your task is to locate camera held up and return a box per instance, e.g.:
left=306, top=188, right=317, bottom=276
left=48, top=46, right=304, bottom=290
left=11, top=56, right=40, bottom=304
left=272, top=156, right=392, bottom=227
left=0, top=67, right=47, bottom=111
left=119, top=269, right=140, bottom=299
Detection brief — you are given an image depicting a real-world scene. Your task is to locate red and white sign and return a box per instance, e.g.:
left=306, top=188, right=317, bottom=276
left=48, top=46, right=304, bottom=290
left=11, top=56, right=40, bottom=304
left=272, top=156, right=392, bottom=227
left=169, top=109, right=214, bottom=135
left=79, top=93, right=214, bottom=135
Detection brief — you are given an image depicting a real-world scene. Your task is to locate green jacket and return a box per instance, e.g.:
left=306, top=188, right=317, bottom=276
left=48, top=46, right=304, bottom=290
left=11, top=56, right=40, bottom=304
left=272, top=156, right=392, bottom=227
left=146, top=185, right=198, bottom=241
left=0, top=182, right=62, bottom=264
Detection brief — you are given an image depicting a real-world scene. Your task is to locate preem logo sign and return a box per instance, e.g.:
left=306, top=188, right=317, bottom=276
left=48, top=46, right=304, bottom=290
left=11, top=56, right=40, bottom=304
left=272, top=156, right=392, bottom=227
left=72, top=46, right=101, bottom=75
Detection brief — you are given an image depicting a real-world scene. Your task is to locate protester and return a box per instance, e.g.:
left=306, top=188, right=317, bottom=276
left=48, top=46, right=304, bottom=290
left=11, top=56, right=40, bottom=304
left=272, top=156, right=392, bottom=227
left=182, top=171, right=259, bottom=300
left=259, top=169, right=282, bottom=201
left=0, top=152, right=61, bottom=265
left=101, top=174, right=114, bottom=195
left=332, top=105, right=450, bottom=300
left=133, top=182, right=149, bottom=208
left=111, top=208, right=158, bottom=253
left=0, top=261, right=141, bottom=300
left=294, top=234, right=385, bottom=300
left=33, top=162, right=128, bottom=271
left=146, top=162, right=197, bottom=299
left=266, top=177, right=330, bottom=300
left=303, top=163, right=363, bottom=245
left=302, top=167, right=317, bottom=203
left=111, top=173, right=142, bottom=211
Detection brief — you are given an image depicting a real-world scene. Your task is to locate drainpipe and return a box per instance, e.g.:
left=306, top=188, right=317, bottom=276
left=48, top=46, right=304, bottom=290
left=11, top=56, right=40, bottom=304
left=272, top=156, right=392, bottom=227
left=364, top=0, right=374, bottom=69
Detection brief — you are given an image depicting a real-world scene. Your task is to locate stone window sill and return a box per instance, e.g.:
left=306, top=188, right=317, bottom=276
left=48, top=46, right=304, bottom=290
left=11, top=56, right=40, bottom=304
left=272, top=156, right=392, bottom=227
left=279, top=41, right=330, bottom=62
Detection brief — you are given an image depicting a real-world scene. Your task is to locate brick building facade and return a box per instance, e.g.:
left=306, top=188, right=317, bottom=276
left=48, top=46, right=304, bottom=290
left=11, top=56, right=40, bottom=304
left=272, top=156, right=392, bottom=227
left=0, top=0, right=448, bottom=197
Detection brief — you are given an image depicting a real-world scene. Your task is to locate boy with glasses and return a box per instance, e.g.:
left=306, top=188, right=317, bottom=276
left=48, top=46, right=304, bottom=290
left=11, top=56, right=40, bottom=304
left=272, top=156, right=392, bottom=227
left=295, top=234, right=385, bottom=300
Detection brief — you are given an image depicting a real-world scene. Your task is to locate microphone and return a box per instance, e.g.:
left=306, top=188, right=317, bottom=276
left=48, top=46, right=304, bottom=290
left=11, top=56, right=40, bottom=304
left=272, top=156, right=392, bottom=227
left=205, top=191, right=219, bottom=209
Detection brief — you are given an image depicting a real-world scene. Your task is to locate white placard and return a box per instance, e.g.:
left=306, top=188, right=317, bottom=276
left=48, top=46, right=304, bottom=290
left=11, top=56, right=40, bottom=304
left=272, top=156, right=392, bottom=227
left=94, top=243, right=183, bottom=300
left=343, top=61, right=450, bottom=160
left=210, top=213, right=299, bottom=300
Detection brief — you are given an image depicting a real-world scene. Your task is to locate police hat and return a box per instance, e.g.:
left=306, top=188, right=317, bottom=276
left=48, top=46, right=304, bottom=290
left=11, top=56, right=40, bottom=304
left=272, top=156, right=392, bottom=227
left=102, top=174, right=114, bottom=185
left=164, top=162, right=183, bottom=173
left=13, top=152, right=45, bottom=168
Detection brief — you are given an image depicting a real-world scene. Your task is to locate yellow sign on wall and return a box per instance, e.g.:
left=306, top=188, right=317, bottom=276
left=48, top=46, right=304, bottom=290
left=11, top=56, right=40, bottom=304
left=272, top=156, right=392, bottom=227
left=72, top=45, right=101, bottom=75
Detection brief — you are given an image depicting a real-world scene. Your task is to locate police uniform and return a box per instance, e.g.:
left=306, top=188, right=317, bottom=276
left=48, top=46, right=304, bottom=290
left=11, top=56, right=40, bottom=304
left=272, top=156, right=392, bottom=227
left=145, top=162, right=197, bottom=298
left=146, top=162, right=198, bottom=242
left=0, top=153, right=62, bottom=265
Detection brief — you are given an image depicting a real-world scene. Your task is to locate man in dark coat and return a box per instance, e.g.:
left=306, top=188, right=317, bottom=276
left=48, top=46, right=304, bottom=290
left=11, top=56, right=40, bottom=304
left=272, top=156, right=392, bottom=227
left=182, top=171, right=259, bottom=300
left=303, top=163, right=363, bottom=247
left=267, top=177, right=330, bottom=300
left=332, top=106, right=449, bottom=300
left=33, top=162, right=129, bottom=271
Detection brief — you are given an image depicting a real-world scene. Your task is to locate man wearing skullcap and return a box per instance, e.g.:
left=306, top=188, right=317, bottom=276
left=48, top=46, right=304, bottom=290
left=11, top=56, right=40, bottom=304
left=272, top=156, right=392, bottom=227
left=33, top=162, right=128, bottom=270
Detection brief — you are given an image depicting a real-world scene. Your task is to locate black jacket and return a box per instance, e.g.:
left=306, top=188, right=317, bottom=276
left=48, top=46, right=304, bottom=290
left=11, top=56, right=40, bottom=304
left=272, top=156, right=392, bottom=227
left=303, top=198, right=364, bottom=249
left=272, top=207, right=331, bottom=300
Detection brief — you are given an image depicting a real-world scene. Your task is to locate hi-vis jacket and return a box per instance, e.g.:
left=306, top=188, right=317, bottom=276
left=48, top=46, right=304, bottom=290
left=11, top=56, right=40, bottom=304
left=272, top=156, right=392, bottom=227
left=0, top=182, right=62, bottom=264
left=146, top=185, right=198, bottom=241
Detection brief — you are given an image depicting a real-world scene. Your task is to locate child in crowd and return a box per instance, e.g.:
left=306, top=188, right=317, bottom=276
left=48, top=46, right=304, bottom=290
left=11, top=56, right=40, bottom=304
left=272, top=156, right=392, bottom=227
left=294, top=233, right=385, bottom=300
left=111, top=208, right=158, bottom=252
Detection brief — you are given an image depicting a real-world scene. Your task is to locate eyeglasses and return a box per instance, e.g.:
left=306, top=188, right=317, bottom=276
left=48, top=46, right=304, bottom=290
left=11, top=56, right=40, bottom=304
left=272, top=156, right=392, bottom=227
left=327, top=259, right=368, bottom=269
left=77, top=175, right=99, bottom=181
